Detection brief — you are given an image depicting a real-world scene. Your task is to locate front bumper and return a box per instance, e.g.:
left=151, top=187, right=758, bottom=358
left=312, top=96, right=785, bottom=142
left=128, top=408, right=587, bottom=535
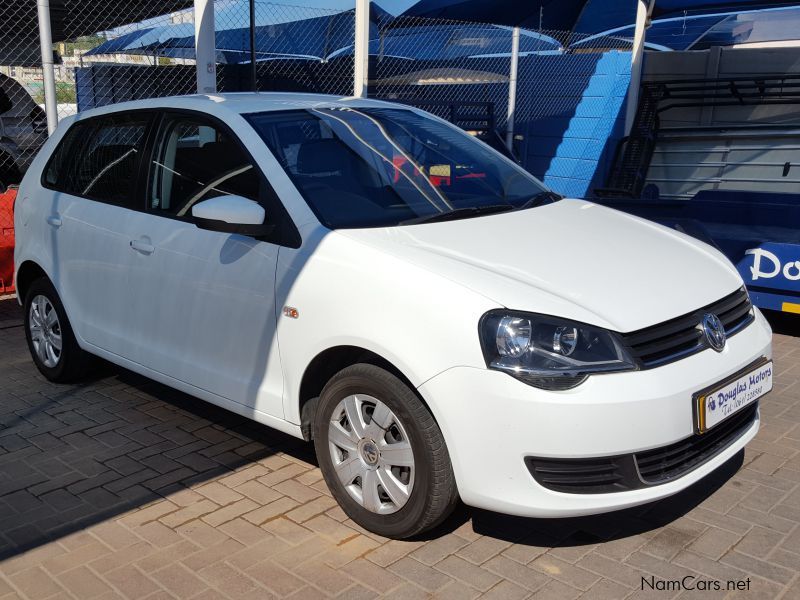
left=418, top=309, right=772, bottom=518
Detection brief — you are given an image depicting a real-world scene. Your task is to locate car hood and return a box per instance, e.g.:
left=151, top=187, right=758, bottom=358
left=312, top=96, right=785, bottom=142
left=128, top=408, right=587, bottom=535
left=336, top=200, right=743, bottom=332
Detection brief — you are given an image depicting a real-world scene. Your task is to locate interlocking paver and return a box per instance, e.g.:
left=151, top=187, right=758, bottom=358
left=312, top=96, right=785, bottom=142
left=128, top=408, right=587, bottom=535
left=0, top=298, right=799, bottom=599
left=102, top=564, right=161, bottom=600
left=387, top=557, right=453, bottom=592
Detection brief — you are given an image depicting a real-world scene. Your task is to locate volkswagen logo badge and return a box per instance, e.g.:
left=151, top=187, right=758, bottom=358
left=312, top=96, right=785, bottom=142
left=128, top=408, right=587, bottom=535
left=702, top=313, right=726, bottom=352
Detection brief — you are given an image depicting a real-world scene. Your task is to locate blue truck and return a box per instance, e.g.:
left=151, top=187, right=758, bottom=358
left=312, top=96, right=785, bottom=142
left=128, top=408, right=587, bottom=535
left=594, top=190, right=800, bottom=315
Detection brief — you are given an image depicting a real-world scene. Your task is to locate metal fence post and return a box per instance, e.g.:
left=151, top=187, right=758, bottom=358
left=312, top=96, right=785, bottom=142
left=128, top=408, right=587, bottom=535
left=353, top=0, right=370, bottom=97
left=624, top=0, right=654, bottom=135
left=505, top=26, right=520, bottom=151
left=194, top=0, right=217, bottom=94
left=36, top=0, right=58, bottom=135
left=249, top=0, right=257, bottom=91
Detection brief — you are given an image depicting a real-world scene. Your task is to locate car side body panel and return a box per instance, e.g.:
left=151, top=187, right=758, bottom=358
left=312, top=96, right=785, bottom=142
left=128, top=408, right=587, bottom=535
left=275, top=220, right=498, bottom=425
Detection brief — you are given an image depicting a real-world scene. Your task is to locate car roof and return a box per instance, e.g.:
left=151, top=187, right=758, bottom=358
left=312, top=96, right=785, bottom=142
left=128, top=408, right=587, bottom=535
left=70, top=92, right=411, bottom=122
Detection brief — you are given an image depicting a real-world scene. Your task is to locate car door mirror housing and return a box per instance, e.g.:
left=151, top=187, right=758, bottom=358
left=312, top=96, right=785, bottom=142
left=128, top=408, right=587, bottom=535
left=192, top=195, right=274, bottom=236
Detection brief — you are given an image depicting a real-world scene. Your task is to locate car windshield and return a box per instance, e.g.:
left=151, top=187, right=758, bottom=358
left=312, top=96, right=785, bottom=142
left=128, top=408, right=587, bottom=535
left=246, top=107, right=553, bottom=229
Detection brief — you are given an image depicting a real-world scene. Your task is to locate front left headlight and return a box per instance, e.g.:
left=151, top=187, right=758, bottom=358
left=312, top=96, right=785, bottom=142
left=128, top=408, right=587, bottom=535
left=479, top=311, right=636, bottom=390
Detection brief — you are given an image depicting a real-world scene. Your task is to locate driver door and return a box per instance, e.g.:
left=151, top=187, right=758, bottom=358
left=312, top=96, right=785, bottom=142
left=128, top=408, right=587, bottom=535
left=125, top=112, right=287, bottom=417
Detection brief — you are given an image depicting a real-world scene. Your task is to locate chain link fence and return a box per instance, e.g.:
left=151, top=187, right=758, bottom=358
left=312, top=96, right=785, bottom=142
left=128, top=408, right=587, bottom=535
left=75, top=2, right=355, bottom=109
left=0, top=2, right=634, bottom=191
left=369, top=13, right=515, bottom=150
left=369, top=14, right=632, bottom=195
left=0, top=0, right=358, bottom=183
left=1, top=2, right=49, bottom=190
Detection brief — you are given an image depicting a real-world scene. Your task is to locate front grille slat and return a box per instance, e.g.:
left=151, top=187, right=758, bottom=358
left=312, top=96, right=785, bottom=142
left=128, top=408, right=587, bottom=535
left=719, top=301, right=752, bottom=327
left=540, top=473, right=624, bottom=486
left=631, top=329, right=704, bottom=362
left=622, top=288, right=754, bottom=369
left=623, top=314, right=699, bottom=347
left=526, top=456, right=633, bottom=493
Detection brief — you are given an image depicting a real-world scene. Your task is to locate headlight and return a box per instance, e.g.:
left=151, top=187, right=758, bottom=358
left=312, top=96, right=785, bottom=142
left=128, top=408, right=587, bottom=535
left=479, top=311, right=636, bottom=390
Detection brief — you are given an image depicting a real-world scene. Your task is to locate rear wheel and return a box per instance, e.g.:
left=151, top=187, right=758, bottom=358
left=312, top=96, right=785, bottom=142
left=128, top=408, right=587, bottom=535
left=24, top=277, right=91, bottom=382
left=314, top=363, right=458, bottom=538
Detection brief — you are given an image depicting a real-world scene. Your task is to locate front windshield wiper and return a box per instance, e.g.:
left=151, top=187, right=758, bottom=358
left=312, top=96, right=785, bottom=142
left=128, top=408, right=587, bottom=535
left=514, top=190, right=564, bottom=211
left=401, top=204, right=515, bottom=225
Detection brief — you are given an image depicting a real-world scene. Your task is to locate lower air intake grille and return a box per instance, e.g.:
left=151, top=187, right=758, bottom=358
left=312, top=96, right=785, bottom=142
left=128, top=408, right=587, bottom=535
left=526, top=455, right=639, bottom=494
left=526, top=402, right=759, bottom=494
left=635, top=403, right=758, bottom=484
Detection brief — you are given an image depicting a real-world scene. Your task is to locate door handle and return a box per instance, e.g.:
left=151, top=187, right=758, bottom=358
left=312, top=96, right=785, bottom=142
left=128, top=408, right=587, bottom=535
left=46, top=215, right=62, bottom=228
left=130, top=240, right=155, bottom=255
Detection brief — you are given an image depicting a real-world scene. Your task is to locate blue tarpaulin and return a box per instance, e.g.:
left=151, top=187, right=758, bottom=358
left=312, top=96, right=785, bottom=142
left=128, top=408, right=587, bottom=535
left=87, top=4, right=390, bottom=63
left=404, top=0, right=800, bottom=34
left=87, top=7, right=563, bottom=63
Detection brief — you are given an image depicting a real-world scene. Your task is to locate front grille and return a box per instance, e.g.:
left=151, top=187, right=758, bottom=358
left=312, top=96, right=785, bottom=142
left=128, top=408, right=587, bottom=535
left=635, top=403, right=758, bottom=484
left=621, top=287, right=754, bottom=368
left=526, top=402, right=759, bottom=494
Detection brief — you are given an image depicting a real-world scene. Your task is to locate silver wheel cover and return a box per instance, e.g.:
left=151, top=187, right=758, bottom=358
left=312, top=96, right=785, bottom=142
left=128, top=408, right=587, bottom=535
left=328, top=394, right=415, bottom=515
left=29, top=295, right=63, bottom=369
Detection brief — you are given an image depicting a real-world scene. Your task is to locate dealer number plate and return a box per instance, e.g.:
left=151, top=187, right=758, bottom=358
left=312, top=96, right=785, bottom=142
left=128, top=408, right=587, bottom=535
left=695, top=359, right=772, bottom=433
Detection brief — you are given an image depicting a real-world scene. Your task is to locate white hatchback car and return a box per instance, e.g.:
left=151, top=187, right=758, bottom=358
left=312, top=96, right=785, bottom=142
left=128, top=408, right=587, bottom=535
left=15, top=94, right=773, bottom=538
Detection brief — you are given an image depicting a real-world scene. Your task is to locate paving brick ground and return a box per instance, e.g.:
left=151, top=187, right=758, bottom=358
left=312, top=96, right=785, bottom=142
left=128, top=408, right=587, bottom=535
left=0, top=297, right=799, bottom=599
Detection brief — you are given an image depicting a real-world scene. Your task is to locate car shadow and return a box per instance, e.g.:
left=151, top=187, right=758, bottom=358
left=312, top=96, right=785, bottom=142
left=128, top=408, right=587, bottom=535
left=764, top=309, right=800, bottom=337
left=0, top=325, right=318, bottom=560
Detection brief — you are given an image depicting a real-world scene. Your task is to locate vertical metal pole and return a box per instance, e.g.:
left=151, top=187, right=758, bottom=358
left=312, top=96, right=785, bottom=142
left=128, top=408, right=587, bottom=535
left=625, top=0, right=653, bottom=135
left=353, top=0, right=370, bottom=98
left=36, top=0, right=58, bottom=135
left=249, top=0, right=257, bottom=91
left=194, top=0, right=217, bottom=94
left=505, top=26, right=520, bottom=151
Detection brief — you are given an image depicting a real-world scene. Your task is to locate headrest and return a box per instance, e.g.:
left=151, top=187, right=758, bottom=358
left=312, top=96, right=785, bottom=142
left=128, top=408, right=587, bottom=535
left=296, top=138, right=351, bottom=175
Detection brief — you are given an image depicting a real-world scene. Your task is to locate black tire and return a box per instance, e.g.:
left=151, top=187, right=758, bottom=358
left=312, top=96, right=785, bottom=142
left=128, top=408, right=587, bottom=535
left=314, top=363, right=459, bottom=539
left=23, top=277, right=91, bottom=382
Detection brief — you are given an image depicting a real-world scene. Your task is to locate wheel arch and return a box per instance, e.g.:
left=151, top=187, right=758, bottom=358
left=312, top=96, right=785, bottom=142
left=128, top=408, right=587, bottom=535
left=15, top=260, right=49, bottom=303
left=298, top=345, right=423, bottom=441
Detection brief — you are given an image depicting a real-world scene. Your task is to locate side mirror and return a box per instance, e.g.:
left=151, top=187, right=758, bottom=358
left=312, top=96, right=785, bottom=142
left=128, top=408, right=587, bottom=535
left=191, top=195, right=274, bottom=237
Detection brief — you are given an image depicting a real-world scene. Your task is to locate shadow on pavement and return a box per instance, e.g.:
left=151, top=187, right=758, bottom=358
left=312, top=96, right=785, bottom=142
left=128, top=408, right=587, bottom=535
left=0, top=301, right=317, bottom=560
left=764, top=309, right=800, bottom=337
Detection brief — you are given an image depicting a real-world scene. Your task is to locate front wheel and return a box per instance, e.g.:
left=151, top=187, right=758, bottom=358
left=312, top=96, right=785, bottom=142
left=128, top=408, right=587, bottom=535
left=314, top=363, right=458, bottom=539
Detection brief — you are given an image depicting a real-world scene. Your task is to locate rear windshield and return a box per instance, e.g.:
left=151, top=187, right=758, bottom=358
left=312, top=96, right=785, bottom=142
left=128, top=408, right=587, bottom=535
left=246, top=107, right=549, bottom=229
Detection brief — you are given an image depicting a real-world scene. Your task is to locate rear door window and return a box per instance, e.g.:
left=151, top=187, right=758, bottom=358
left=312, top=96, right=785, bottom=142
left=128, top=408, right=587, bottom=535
left=44, top=112, right=152, bottom=208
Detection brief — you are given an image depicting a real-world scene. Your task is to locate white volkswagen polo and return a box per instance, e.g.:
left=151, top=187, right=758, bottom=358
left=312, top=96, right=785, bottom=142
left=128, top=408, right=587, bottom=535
left=14, top=94, right=772, bottom=538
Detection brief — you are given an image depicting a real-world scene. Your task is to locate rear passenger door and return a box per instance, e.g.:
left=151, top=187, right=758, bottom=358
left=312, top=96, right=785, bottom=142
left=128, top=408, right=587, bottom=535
left=41, top=111, right=154, bottom=356
left=126, top=111, right=296, bottom=418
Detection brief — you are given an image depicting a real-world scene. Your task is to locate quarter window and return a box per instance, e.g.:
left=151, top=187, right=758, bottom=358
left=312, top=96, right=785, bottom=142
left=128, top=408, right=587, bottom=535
left=148, top=117, right=260, bottom=217
left=44, top=113, right=150, bottom=208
